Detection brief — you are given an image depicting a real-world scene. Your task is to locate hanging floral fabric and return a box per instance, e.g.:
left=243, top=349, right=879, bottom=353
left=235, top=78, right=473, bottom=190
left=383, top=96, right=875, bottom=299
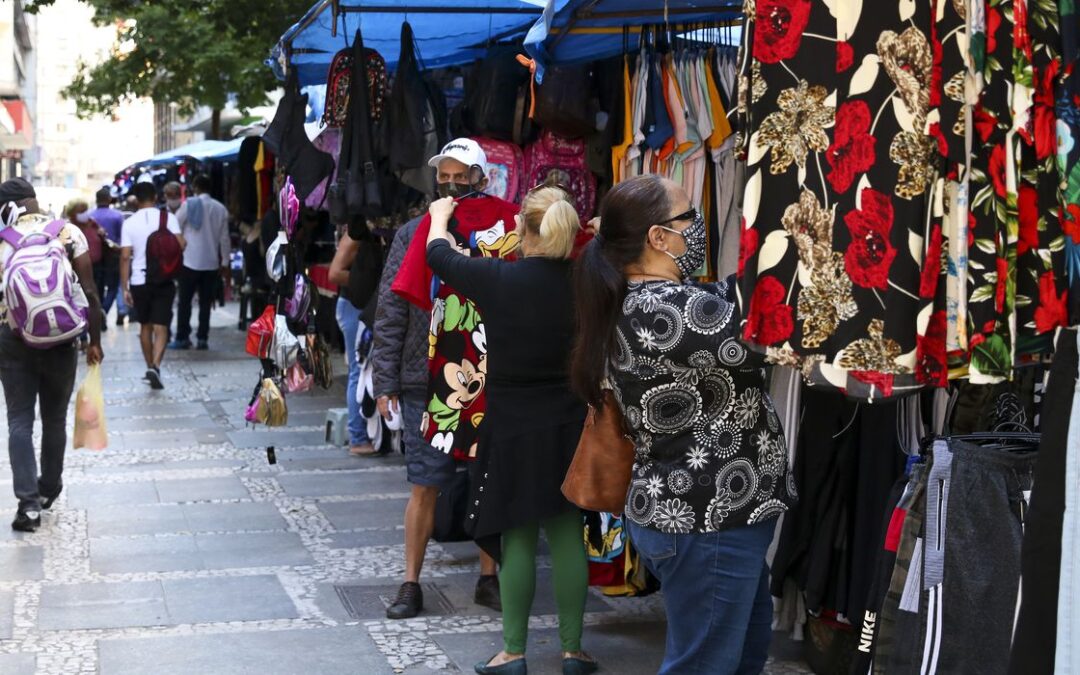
left=737, top=0, right=939, bottom=401
left=736, top=0, right=1071, bottom=400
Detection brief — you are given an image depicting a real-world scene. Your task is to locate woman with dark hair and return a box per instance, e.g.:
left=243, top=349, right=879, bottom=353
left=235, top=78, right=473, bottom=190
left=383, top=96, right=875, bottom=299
left=571, top=174, right=793, bottom=675
left=425, top=186, right=596, bottom=675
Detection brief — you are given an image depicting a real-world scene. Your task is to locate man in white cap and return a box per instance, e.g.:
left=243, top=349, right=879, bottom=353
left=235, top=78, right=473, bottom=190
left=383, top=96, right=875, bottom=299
left=376, top=139, right=520, bottom=620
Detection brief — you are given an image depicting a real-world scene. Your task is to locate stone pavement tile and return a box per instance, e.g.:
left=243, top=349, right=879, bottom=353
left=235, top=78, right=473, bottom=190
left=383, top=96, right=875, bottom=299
left=269, top=455, right=380, bottom=472
left=90, top=535, right=202, bottom=574
left=277, top=471, right=403, bottom=498
left=67, top=482, right=160, bottom=508
left=98, top=626, right=390, bottom=675
left=0, top=653, right=35, bottom=675
left=162, top=575, right=299, bottom=624
left=318, top=498, right=408, bottom=530
left=119, top=431, right=221, bottom=450
left=182, top=502, right=287, bottom=533
left=103, top=402, right=210, bottom=419
left=154, top=476, right=250, bottom=503
left=82, top=459, right=246, bottom=476
left=105, top=416, right=213, bottom=433
left=37, top=581, right=167, bottom=630
left=194, top=532, right=313, bottom=569
left=0, top=589, right=14, bottom=638
left=0, top=545, right=44, bottom=581
left=433, top=623, right=667, bottom=675
left=325, top=529, right=404, bottom=549
left=88, top=504, right=189, bottom=538
left=227, top=429, right=328, bottom=449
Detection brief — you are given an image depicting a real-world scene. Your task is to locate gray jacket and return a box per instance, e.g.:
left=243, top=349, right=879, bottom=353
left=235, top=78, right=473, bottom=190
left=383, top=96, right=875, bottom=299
left=372, top=218, right=430, bottom=397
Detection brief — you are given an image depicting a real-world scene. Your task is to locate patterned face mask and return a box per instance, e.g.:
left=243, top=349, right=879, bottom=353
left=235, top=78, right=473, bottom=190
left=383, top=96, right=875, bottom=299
left=660, top=210, right=707, bottom=279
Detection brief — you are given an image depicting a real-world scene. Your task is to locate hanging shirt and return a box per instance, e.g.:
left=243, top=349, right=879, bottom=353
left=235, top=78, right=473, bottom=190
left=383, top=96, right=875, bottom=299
left=392, top=195, right=520, bottom=460
left=611, top=56, right=636, bottom=183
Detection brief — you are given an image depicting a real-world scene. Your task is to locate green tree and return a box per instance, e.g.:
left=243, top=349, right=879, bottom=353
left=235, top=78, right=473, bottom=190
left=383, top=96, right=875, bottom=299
left=26, top=0, right=311, bottom=138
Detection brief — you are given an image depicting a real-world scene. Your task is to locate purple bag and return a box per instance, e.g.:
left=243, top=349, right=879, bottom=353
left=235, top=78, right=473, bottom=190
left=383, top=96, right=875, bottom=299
left=0, top=220, right=89, bottom=348
left=284, top=274, right=312, bottom=324
left=279, top=177, right=301, bottom=241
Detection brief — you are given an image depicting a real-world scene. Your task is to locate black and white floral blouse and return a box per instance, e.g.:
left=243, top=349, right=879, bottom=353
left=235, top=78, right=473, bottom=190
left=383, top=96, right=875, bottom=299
left=611, top=276, right=794, bottom=535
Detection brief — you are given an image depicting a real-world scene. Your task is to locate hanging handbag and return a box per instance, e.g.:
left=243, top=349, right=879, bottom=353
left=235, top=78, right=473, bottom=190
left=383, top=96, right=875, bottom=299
left=285, top=362, right=314, bottom=393
left=245, top=305, right=276, bottom=358
left=306, top=333, right=334, bottom=390
left=255, top=378, right=289, bottom=427
left=561, top=390, right=635, bottom=513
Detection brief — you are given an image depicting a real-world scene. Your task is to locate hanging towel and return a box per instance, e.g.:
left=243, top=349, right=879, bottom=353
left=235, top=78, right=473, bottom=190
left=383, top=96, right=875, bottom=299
left=186, top=195, right=205, bottom=232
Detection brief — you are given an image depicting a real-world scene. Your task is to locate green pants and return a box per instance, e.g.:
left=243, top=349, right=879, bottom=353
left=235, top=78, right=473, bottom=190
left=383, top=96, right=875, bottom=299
left=499, top=510, right=588, bottom=654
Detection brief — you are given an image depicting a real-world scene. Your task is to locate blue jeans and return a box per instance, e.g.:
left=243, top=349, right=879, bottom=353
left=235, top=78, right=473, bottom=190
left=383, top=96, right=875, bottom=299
left=335, top=297, right=370, bottom=447
left=627, top=519, right=776, bottom=675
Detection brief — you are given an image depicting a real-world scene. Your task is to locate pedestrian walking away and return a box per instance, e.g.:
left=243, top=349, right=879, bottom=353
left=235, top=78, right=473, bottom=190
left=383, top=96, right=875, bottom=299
left=88, top=187, right=127, bottom=326
left=170, top=174, right=230, bottom=351
left=0, top=178, right=104, bottom=533
left=427, top=184, right=596, bottom=675
left=121, top=181, right=185, bottom=390
left=571, top=175, right=795, bottom=675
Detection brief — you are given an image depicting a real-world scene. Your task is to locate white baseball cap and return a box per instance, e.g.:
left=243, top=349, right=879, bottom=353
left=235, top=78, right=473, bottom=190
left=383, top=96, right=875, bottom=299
left=428, top=138, right=488, bottom=176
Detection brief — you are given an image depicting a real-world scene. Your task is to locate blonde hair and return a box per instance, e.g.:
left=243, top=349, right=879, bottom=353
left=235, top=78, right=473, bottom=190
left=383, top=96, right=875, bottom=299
left=518, top=186, right=579, bottom=260
left=64, top=197, right=89, bottom=220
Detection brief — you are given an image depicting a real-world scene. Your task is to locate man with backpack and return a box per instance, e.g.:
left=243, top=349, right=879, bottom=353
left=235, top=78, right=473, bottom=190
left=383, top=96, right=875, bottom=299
left=0, top=178, right=103, bottom=532
left=170, top=174, right=230, bottom=351
left=120, top=182, right=185, bottom=390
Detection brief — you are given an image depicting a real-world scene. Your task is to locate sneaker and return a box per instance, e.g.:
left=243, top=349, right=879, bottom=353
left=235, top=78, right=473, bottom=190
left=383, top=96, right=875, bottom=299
left=475, top=575, right=502, bottom=612
left=40, top=483, right=62, bottom=510
left=146, top=368, right=164, bottom=390
left=196, top=340, right=209, bottom=351
left=386, top=582, right=423, bottom=620
left=12, top=510, right=40, bottom=532
left=167, top=339, right=192, bottom=350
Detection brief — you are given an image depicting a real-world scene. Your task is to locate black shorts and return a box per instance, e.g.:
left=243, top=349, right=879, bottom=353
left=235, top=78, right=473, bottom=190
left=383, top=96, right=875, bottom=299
left=131, top=282, right=175, bottom=326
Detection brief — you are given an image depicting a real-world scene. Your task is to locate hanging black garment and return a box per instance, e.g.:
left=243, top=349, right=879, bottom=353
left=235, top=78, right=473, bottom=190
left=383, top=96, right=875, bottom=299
left=236, top=137, right=261, bottom=224
left=331, top=28, right=386, bottom=221
left=384, top=22, right=448, bottom=196
left=262, top=69, right=335, bottom=203
left=457, top=45, right=534, bottom=143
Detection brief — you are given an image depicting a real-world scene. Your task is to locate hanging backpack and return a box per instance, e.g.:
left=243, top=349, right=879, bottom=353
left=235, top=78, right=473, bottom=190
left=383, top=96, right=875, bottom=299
left=473, top=137, right=525, bottom=203
left=322, top=44, right=388, bottom=128
left=0, top=220, right=89, bottom=348
left=532, top=63, right=598, bottom=139
left=146, top=209, right=183, bottom=284
left=459, top=46, right=534, bottom=144
left=522, top=131, right=598, bottom=221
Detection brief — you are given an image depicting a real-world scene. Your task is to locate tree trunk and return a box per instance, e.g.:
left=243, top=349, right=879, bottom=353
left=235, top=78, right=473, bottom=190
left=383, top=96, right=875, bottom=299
left=211, top=108, right=222, bottom=139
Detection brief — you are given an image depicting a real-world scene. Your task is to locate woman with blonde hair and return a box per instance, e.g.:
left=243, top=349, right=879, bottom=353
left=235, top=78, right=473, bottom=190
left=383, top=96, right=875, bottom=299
left=426, top=186, right=597, bottom=675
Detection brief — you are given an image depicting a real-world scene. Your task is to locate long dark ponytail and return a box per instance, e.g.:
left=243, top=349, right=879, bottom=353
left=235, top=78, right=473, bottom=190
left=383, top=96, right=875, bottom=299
left=571, top=175, right=672, bottom=406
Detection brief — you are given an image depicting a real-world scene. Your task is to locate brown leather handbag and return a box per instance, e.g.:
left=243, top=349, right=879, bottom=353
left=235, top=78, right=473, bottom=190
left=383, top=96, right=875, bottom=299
left=562, top=390, right=636, bottom=513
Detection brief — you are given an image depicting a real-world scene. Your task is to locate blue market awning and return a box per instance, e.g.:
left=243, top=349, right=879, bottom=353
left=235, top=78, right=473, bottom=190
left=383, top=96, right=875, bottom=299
left=136, top=139, right=245, bottom=168
left=525, top=0, right=742, bottom=80
left=274, top=0, right=570, bottom=87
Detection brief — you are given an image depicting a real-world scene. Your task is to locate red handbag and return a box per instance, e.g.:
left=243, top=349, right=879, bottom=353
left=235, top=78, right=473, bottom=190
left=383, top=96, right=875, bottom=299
left=245, top=306, right=276, bottom=359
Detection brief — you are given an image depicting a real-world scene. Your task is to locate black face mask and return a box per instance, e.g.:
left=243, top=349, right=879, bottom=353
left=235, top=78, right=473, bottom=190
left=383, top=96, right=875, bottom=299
left=437, top=182, right=467, bottom=199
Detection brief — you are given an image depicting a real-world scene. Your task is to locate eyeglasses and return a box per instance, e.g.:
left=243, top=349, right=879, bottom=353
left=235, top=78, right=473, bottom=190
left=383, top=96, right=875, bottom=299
left=657, top=207, right=699, bottom=225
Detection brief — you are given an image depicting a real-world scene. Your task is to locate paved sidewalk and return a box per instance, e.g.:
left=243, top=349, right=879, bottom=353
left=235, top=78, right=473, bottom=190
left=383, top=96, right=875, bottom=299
left=0, top=304, right=812, bottom=674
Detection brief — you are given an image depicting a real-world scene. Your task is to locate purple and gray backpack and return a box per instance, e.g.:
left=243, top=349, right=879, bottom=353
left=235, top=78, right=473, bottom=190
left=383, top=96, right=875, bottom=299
left=0, top=220, right=88, bottom=348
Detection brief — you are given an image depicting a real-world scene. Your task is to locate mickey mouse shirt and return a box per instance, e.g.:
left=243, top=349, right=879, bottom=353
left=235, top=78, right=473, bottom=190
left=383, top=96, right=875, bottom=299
left=392, top=195, right=520, bottom=460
